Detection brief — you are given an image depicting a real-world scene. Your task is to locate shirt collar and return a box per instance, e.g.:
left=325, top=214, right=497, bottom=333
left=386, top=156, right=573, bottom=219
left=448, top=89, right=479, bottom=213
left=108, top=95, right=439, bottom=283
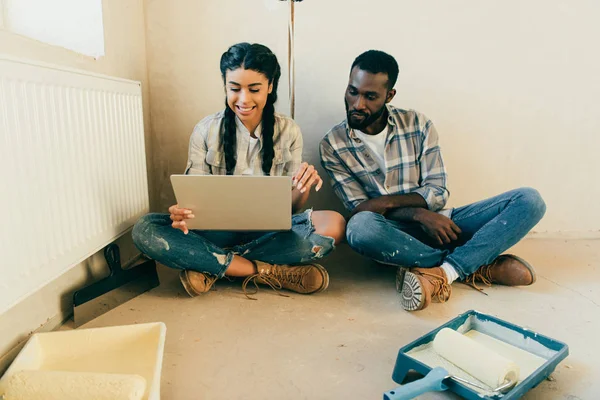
left=235, top=116, right=262, bottom=140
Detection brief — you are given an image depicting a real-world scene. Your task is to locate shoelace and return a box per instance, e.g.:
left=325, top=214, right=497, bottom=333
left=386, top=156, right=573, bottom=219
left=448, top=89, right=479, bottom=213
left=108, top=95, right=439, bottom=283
left=241, top=272, right=288, bottom=300
left=204, top=274, right=219, bottom=288
left=463, top=265, right=493, bottom=295
left=273, top=268, right=308, bottom=289
left=418, top=270, right=452, bottom=302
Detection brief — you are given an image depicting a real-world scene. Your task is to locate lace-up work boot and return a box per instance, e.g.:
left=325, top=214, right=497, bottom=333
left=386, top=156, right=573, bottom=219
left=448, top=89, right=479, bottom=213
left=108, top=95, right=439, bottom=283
left=397, top=266, right=452, bottom=311
left=464, top=254, right=536, bottom=292
left=242, top=260, right=329, bottom=299
left=180, top=270, right=218, bottom=297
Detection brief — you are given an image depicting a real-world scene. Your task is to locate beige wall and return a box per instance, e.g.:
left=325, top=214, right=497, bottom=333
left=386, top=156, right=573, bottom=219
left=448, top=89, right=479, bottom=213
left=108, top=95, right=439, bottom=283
left=0, top=0, right=150, bottom=360
left=146, top=0, right=599, bottom=234
left=3, top=0, right=596, bottom=359
left=144, top=0, right=291, bottom=211
left=294, top=0, right=600, bottom=235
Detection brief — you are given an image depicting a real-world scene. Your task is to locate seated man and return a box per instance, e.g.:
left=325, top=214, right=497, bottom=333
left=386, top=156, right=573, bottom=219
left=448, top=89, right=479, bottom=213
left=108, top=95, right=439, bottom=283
left=319, top=50, right=546, bottom=311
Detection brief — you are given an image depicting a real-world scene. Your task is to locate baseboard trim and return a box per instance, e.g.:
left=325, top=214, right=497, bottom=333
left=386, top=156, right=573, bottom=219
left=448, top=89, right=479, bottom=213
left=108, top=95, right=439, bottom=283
left=527, top=231, right=600, bottom=239
left=0, top=312, right=71, bottom=376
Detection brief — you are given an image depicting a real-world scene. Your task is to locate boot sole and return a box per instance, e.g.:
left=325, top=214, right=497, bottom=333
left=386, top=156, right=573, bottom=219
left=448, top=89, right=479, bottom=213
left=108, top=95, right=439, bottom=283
left=179, top=270, right=201, bottom=297
left=396, top=268, right=425, bottom=311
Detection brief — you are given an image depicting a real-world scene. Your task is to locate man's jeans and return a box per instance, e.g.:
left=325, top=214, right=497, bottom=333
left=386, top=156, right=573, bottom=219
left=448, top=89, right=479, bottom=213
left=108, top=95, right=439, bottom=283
left=346, top=188, right=546, bottom=279
left=132, top=209, right=335, bottom=278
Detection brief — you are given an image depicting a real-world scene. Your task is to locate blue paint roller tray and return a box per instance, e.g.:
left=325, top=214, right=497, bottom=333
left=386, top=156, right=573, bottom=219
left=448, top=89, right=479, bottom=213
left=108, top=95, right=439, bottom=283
left=388, top=310, right=569, bottom=399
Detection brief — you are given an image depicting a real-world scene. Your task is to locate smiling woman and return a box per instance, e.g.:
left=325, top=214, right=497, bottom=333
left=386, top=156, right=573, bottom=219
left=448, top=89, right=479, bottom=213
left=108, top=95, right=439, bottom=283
left=219, top=43, right=280, bottom=176
left=132, top=43, right=346, bottom=301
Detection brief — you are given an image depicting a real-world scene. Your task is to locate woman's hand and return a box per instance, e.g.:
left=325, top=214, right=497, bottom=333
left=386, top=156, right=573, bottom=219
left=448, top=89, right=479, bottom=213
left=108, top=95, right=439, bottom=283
left=169, top=204, right=195, bottom=234
left=293, top=162, right=323, bottom=194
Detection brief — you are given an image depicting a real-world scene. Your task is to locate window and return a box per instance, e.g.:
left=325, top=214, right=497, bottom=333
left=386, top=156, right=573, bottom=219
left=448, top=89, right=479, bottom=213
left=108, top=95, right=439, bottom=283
left=0, top=0, right=105, bottom=58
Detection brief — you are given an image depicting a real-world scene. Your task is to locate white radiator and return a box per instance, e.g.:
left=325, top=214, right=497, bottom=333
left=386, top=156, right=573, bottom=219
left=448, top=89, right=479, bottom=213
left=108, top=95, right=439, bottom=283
left=0, top=56, right=150, bottom=315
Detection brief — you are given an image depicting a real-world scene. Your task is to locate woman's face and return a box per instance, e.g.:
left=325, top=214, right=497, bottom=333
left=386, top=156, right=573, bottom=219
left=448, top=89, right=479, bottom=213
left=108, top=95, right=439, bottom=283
left=225, top=67, right=273, bottom=127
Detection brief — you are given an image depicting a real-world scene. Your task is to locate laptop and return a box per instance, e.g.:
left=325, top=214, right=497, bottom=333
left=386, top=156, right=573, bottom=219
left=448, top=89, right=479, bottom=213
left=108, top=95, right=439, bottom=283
left=170, top=174, right=292, bottom=231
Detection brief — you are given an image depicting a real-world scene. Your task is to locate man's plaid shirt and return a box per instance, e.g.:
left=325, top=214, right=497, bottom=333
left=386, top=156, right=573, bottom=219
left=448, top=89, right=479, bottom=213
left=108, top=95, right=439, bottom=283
left=319, top=105, right=449, bottom=212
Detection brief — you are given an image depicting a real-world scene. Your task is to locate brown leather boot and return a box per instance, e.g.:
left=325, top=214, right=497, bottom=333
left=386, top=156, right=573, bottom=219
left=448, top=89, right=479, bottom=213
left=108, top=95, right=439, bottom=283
left=179, top=270, right=218, bottom=297
left=464, top=254, right=536, bottom=291
left=397, top=267, right=452, bottom=311
left=242, top=260, right=329, bottom=299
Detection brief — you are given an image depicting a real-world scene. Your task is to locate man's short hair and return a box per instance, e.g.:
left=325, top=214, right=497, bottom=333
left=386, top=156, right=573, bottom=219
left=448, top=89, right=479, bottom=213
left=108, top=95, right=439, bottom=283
left=351, top=50, right=399, bottom=90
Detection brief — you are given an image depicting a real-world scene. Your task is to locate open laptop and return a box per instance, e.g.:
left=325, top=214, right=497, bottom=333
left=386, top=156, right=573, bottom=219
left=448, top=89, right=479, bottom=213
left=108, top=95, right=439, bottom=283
left=170, top=175, right=292, bottom=231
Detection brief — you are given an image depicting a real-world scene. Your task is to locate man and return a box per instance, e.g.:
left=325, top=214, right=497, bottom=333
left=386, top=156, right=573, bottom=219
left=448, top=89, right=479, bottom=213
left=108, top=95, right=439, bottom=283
left=319, top=50, right=546, bottom=311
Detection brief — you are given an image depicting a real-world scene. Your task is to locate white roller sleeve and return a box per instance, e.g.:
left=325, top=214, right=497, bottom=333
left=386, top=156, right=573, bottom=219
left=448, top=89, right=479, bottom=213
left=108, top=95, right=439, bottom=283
left=1, top=370, right=146, bottom=400
left=433, top=328, right=520, bottom=388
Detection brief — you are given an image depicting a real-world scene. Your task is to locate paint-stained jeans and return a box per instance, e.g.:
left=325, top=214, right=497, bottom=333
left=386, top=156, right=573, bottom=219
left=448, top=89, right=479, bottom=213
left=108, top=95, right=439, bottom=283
left=346, top=188, right=546, bottom=279
left=132, top=209, right=335, bottom=278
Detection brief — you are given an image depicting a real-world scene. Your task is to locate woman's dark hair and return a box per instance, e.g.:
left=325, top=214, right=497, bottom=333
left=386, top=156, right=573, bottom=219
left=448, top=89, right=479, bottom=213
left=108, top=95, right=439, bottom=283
left=220, top=43, right=281, bottom=175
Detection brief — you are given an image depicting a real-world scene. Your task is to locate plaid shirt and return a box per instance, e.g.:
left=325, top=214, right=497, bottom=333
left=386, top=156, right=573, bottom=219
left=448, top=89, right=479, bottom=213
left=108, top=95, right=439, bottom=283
left=319, top=105, right=449, bottom=212
left=185, top=110, right=303, bottom=177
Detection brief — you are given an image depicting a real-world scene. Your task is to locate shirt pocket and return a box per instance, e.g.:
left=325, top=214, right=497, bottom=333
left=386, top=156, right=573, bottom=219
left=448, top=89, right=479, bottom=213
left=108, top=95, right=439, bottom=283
left=205, top=149, right=227, bottom=175
left=271, top=148, right=293, bottom=176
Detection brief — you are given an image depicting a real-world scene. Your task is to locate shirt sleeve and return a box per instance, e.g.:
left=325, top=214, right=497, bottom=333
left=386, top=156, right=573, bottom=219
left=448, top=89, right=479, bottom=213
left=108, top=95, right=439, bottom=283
left=184, top=118, right=213, bottom=175
left=283, top=119, right=303, bottom=177
left=412, top=118, right=449, bottom=211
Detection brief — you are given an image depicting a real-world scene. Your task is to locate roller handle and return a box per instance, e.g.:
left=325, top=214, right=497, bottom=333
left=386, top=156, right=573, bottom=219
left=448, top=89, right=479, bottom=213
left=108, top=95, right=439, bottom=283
left=383, top=367, right=449, bottom=400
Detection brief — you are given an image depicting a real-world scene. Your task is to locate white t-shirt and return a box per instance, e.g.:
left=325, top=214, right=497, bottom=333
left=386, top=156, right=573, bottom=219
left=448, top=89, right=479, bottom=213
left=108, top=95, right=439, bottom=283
left=236, top=118, right=262, bottom=175
left=242, top=135, right=261, bottom=175
left=354, top=126, right=387, bottom=174
left=242, top=136, right=260, bottom=175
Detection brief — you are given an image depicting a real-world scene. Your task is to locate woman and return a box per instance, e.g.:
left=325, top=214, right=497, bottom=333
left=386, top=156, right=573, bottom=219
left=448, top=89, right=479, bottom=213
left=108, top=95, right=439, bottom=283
left=133, top=43, right=345, bottom=299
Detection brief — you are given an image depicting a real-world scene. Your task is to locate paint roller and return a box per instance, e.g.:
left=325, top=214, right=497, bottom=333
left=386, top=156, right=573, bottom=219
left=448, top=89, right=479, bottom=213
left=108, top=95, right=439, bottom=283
left=0, top=370, right=146, bottom=400
left=384, top=328, right=520, bottom=399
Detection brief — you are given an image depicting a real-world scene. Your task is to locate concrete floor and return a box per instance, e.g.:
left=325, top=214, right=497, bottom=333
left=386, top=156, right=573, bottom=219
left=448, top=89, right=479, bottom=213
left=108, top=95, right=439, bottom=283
left=75, top=239, right=599, bottom=399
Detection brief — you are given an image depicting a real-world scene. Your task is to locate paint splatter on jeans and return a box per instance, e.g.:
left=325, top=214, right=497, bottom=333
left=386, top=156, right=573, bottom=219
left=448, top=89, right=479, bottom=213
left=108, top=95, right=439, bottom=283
left=346, top=188, right=546, bottom=279
left=132, top=209, right=335, bottom=278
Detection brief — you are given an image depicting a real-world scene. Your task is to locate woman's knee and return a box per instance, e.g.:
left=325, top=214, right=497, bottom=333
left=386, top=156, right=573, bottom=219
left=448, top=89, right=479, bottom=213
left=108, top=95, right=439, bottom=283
left=311, top=210, right=346, bottom=245
left=132, top=214, right=152, bottom=246
left=131, top=213, right=170, bottom=252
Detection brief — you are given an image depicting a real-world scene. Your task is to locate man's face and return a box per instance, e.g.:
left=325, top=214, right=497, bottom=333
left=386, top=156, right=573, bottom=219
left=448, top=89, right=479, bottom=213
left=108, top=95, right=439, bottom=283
left=345, top=66, right=392, bottom=130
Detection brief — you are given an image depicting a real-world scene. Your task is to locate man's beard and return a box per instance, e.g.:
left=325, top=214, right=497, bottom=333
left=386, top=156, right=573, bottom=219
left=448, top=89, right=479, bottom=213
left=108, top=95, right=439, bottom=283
left=345, top=100, right=386, bottom=131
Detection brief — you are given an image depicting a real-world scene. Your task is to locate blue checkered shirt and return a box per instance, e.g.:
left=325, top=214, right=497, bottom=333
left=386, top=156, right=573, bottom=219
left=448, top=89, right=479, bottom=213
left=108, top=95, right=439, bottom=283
left=319, top=105, right=449, bottom=212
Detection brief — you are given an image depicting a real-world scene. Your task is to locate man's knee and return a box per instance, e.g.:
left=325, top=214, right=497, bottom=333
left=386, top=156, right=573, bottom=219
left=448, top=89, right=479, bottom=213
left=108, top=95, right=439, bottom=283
left=516, top=187, right=546, bottom=219
left=346, top=211, right=385, bottom=249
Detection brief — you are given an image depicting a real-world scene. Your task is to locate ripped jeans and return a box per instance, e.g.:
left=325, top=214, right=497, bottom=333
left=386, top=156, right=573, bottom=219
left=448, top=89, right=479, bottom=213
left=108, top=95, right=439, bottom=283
left=346, top=188, right=546, bottom=279
left=131, top=209, right=336, bottom=278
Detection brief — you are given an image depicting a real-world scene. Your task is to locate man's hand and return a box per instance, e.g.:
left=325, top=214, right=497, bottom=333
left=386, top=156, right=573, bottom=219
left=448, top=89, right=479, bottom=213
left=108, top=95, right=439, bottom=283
left=414, top=209, right=461, bottom=246
left=169, top=204, right=195, bottom=234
